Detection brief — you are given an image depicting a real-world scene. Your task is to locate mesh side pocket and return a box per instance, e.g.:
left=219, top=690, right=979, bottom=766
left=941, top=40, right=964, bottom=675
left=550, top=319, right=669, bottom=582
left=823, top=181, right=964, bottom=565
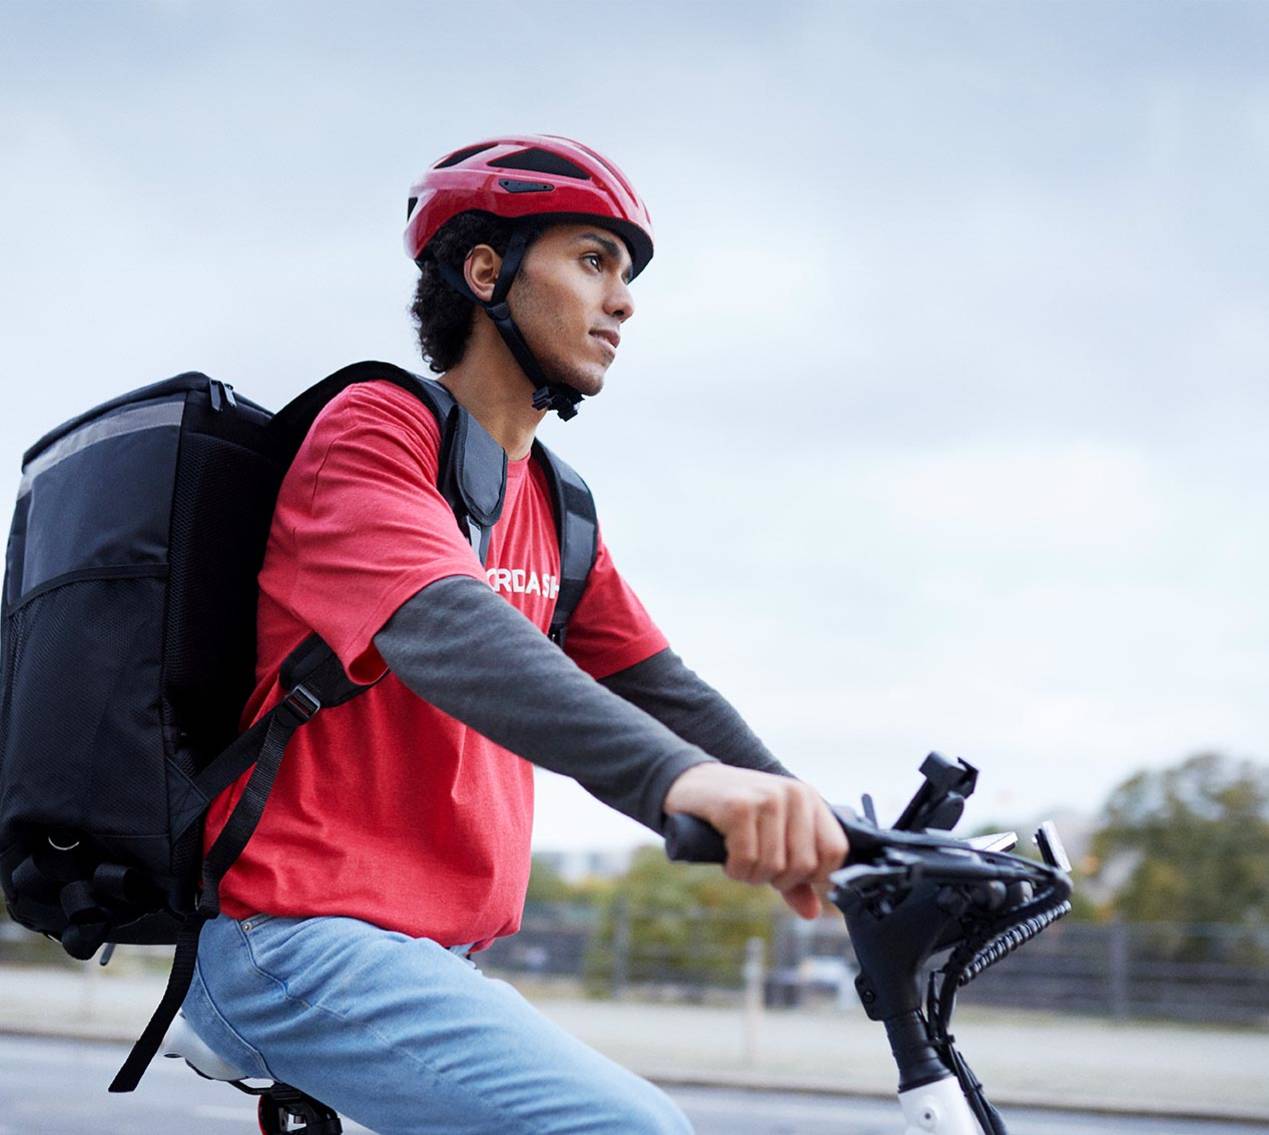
left=0, top=573, right=171, bottom=875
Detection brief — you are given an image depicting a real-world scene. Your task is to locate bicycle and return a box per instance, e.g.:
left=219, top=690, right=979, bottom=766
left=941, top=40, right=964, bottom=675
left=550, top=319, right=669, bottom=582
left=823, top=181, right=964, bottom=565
left=162, top=753, right=1072, bottom=1134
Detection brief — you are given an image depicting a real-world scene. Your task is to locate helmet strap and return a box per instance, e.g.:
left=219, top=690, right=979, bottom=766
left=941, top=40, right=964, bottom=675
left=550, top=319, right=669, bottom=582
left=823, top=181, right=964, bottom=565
left=433, top=225, right=583, bottom=422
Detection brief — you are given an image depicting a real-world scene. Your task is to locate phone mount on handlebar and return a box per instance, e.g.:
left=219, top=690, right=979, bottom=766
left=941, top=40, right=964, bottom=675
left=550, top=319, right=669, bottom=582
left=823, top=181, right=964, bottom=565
left=892, top=752, right=978, bottom=832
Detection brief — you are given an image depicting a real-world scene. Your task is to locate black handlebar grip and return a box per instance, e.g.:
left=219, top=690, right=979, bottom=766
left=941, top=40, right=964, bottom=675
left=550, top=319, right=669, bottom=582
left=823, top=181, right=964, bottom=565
left=663, top=814, right=727, bottom=863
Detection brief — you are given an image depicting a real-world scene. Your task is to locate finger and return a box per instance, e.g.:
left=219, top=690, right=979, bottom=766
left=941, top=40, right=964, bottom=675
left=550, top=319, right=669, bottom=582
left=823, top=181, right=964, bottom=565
left=750, top=790, right=787, bottom=886
left=772, top=786, right=817, bottom=893
left=813, top=798, right=849, bottom=880
left=723, top=802, right=760, bottom=884
left=780, top=881, right=822, bottom=920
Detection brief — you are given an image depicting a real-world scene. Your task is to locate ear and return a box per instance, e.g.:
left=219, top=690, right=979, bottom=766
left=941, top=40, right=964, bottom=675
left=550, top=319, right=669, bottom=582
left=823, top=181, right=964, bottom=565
left=464, top=243, right=503, bottom=303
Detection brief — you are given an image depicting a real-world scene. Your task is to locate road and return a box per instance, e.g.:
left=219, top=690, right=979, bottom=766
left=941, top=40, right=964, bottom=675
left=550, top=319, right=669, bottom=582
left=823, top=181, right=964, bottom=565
left=0, top=1036, right=1263, bottom=1134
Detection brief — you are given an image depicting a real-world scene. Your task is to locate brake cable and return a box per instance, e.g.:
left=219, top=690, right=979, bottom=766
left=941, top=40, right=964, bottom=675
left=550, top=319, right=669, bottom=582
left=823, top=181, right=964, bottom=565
left=921, top=866, right=1073, bottom=1135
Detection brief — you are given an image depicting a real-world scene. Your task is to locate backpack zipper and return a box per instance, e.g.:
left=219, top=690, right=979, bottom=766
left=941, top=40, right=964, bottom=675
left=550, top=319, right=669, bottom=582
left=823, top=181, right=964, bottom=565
left=207, top=379, right=238, bottom=412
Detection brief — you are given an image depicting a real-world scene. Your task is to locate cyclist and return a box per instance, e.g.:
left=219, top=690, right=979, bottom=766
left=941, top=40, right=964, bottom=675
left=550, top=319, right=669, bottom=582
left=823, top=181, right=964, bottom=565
left=180, top=135, right=848, bottom=1135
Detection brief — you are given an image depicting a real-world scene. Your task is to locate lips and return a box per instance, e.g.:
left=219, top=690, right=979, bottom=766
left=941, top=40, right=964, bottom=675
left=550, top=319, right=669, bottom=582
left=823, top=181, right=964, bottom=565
left=591, top=329, right=620, bottom=351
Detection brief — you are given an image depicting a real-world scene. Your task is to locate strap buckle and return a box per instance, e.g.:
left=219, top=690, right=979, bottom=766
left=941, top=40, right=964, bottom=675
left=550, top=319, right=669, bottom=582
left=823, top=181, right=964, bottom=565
left=280, top=682, right=321, bottom=723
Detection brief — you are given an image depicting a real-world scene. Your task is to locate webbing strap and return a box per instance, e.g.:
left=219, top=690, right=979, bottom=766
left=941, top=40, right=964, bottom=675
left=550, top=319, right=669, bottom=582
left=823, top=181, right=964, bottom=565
left=175, top=715, right=272, bottom=841
left=202, top=700, right=310, bottom=882
left=108, top=917, right=204, bottom=1092
left=110, top=661, right=333, bottom=1092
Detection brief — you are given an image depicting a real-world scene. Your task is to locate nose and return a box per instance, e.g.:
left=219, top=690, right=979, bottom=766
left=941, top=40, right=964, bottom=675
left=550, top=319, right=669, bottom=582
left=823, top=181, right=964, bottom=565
left=606, top=276, right=635, bottom=323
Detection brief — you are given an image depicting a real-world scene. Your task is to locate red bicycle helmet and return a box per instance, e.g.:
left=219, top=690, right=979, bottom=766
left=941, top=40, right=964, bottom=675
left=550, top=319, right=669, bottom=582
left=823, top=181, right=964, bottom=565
left=404, top=134, right=654, bottom=277
left=403, top=135, right=654, bottom=420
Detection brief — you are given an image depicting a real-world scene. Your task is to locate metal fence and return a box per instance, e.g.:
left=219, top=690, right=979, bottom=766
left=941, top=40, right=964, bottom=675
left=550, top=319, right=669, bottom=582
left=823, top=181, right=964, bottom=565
left=942, top=919, right=1269, bottom=1023
left=4, top=905, right=1267, bottom=1025
left=478, top=903, right=1269, bottom=1025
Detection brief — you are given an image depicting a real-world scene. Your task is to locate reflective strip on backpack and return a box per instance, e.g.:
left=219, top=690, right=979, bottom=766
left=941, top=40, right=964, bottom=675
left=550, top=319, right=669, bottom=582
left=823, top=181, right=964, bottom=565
left=18, top=400, right=185, bottom=499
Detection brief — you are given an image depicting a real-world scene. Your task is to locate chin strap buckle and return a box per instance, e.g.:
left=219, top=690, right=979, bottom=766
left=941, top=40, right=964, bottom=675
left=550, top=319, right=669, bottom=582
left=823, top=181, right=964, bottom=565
left=533, top=384, right=581, bottom=421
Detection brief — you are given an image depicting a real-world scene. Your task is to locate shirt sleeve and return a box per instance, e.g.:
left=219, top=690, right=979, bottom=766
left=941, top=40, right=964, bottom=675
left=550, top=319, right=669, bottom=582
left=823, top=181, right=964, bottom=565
left=274, top=382, right=485, bottom=683
left=599, top=647, right=795, bottom=778
left=374, top=577, right=716, bottom=833
left=562, top=530, right=669, bottom=680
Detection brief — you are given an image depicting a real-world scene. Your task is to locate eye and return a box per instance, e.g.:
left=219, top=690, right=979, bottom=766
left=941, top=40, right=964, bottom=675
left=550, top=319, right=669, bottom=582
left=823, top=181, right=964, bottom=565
left=582, top=252, right=603, bottom=271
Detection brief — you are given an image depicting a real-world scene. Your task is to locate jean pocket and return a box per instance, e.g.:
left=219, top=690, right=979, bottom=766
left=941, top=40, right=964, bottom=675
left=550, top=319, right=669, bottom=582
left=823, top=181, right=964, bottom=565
left=239, top=913, right=275, bottom=932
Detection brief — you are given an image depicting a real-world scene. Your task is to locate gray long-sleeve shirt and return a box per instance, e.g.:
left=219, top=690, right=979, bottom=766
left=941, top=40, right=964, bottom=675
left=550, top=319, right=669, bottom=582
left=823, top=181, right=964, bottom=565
left=599, top=648, right=790, bottom=779
left=373, top=575, right=791, bottom=833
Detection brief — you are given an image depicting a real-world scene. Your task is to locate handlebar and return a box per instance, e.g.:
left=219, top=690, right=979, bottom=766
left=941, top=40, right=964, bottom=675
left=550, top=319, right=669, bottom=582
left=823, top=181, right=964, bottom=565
left=664, top=803, right=972, bottom=872
left=664, top=803, right=1065, bottom=919
left=663, top=753, right=1068, bottom=896
left=665, top=750, right=984, bottom=868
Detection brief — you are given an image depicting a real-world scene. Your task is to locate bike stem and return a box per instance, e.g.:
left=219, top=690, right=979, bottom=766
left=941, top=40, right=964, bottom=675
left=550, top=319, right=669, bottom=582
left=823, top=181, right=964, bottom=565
left=883, top=1010, right=953, bottom=1093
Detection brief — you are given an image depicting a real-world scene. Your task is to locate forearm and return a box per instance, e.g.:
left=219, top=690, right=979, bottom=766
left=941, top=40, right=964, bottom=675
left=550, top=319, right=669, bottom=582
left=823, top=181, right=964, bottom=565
left=600, top=648, right=794, bottom=778
left=372, top=576, right=714, bottom=832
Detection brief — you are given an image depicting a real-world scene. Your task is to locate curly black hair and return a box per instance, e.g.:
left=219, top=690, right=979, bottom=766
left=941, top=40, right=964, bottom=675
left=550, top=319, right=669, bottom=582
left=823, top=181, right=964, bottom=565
left=409, top=211, right=547, bottom=374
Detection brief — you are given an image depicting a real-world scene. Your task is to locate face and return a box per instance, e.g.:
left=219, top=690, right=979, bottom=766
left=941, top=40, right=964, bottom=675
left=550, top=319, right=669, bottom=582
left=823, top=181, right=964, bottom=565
left=505, top=223, right=636, bottom=398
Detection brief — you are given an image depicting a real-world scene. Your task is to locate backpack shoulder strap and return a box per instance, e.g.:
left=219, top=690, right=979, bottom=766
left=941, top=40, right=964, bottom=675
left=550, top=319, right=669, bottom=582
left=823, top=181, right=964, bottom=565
left=268, top=360, right=507, bottom=563
left=531, top=440, right=599, bottom=646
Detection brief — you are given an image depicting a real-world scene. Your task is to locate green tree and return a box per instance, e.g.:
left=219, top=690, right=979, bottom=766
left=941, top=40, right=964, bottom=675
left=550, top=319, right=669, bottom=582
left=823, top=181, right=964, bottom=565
left=585, top=846, right=782, bottom=993
left=1091, top=753, right=1269, bottom=924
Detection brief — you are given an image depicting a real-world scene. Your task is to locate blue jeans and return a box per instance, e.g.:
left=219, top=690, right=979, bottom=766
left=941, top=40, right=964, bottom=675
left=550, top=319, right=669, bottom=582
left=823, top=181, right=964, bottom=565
left=180, top=913, right=693, bottom=1135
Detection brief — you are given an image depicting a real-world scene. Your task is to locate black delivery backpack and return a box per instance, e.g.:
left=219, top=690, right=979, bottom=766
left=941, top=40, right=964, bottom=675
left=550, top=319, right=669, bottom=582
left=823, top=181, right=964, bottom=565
left=0, top=360, right=598, bottom=1091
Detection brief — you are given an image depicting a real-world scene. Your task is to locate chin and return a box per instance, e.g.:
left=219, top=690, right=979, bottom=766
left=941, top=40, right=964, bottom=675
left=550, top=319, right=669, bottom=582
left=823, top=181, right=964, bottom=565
left=554, top=367, right=605, bottom=399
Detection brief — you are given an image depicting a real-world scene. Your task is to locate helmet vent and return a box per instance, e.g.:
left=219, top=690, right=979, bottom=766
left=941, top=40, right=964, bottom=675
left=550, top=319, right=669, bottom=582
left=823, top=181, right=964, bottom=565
left=406, top=196, right=418, bottom=220
left=435, top=143, right=496, bottom=169
left=488, top=148, right=592, bottom=180
left=498, top=178, right=554, bottom=195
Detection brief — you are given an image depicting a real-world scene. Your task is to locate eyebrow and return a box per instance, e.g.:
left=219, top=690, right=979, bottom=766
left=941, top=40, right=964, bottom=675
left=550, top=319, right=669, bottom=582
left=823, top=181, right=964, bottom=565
left=573, top=231, right=632, bottom=280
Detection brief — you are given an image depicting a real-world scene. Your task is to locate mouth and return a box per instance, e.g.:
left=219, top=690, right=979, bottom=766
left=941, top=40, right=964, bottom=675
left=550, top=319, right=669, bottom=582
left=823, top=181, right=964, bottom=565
left=590, top=330, right=620, bottom=354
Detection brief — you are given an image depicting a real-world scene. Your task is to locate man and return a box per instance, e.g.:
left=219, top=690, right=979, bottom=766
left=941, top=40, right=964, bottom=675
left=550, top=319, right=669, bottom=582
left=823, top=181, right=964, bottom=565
left=184, top=135, right=847, bottom=1134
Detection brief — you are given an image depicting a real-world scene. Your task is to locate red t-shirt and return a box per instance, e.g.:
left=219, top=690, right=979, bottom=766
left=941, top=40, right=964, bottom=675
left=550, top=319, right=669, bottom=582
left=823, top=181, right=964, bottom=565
left=203, top=380, right=667, bottom=948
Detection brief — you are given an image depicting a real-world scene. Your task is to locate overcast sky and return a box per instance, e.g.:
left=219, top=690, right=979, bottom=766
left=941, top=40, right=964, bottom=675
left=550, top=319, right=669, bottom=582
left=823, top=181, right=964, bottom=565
left=2, top=0, right=1266, bottom=851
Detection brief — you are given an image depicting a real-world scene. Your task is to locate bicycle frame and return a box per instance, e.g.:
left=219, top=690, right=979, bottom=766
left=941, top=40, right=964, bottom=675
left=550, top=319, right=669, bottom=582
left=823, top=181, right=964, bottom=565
left=898, top=1078, right=988, bottom=1135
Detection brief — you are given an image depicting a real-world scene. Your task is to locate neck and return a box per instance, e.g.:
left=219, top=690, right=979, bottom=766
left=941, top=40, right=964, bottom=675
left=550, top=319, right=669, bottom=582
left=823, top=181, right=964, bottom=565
left=439, top=321, right=547, bottom=460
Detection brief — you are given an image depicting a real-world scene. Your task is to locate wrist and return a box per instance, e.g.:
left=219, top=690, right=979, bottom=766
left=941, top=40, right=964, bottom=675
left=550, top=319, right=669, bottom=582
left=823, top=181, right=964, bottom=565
left=661, top=758, right=721, bottom=817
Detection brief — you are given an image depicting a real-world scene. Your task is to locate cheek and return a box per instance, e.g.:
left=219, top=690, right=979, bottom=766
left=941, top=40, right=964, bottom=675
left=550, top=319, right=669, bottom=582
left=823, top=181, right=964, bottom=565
left=513, top=268, right=599, bottom=356
left=533, top=278, right=590, bottom=337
